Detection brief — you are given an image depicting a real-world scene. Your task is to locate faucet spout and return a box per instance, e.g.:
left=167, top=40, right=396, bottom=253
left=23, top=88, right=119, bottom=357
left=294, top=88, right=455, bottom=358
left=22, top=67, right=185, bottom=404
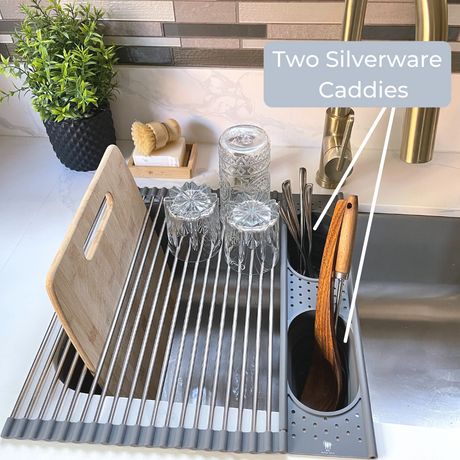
left=316, top=0, right=449, bottom=187
left=401, top=0, right=448, bottom=163
left=342, top=0, right=368, bottom=41
left=316, top=0, right=368, bottom=189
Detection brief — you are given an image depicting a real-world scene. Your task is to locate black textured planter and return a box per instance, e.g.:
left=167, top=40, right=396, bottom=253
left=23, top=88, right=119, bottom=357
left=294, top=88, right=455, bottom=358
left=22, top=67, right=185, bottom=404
left=44, top=106, right=116, bottom=172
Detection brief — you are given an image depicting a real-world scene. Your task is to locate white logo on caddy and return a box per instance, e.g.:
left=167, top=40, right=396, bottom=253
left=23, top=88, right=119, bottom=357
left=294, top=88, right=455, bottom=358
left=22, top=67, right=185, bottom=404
left=322, top=440, right=334, bottom=455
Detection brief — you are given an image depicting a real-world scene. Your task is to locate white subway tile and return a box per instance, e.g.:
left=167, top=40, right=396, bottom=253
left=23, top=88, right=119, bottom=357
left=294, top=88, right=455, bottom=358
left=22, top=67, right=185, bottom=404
left=241, top=39, right=272, bottom=49
left=105, top=36, right=181, bottom=47
left=0, top=34, right=12, bottom=43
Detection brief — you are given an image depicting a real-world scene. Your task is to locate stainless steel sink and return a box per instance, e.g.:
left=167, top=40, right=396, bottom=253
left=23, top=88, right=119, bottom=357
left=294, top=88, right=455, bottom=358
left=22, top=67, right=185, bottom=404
left=354, top=213, right=460, bottom=428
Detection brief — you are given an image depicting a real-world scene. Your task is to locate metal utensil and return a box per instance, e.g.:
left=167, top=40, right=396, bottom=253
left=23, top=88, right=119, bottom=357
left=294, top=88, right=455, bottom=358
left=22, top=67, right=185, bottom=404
left=282, top=179, right=304, bottom=271
left=299, top=169, right=306, bottom=273
left=279, top=204, right=307, bottom=271
left=279, top=205, right=298, bottom=246
left=280, top=175, right=317, bottom=277
left=282, top=180, right=300, bottom=236
left=303, top=182, right=313, bottom=275
left=334, top=195, right=358, bottom=330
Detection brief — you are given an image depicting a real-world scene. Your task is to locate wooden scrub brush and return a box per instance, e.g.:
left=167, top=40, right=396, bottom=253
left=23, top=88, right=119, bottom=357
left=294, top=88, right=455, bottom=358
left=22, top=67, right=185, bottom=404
left=131, top=118, right=181, bottom=155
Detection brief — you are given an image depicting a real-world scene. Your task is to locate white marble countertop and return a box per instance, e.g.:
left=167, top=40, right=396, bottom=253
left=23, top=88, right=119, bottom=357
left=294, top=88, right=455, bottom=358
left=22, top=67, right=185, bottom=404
left=0, top=135, right=458, bottom=460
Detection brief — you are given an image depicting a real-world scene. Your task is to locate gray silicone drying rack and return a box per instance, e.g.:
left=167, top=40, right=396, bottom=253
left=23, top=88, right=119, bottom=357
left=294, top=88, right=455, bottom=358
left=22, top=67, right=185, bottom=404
left=2, top=187, right=376, bottom=458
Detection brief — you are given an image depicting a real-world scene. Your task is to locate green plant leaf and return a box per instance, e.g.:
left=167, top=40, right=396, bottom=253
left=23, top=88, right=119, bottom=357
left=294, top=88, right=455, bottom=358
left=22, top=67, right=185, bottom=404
left=0, top=0, right=117, bottom=122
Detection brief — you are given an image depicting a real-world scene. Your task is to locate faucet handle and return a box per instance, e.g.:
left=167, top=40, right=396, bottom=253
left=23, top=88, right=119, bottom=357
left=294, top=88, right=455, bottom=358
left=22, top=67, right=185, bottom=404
left=336, top=113, right=354, bottom=172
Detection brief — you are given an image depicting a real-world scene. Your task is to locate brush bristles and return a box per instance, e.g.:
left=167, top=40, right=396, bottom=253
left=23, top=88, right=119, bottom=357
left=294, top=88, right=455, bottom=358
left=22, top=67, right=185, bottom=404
left=131, top=118, right=182, bottom=155
left=131, top=121, right=156, bottom=155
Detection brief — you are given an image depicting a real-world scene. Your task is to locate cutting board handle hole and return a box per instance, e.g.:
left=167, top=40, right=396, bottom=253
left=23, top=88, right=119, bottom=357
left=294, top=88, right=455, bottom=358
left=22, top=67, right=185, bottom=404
left=83, top=192, right=114, bottom=260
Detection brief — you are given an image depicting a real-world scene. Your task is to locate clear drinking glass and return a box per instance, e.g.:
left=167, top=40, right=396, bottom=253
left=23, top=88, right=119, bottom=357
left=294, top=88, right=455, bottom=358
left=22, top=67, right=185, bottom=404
left=164, top=182, right=221, bottom=262
left=224, top=199, right=279, bottom=275
left=218, top=125, right=271, bottom=218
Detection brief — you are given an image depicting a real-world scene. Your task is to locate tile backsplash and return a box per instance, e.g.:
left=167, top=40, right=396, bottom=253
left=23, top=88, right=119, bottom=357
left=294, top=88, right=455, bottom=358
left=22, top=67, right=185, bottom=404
left=1, top=1, right=460, bottom=70
left=2, top=0, right=460, bottom=153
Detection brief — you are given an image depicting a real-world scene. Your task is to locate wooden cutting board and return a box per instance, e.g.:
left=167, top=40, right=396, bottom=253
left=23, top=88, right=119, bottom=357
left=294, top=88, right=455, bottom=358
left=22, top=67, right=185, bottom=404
left=46, top=145, right=170, bottom=397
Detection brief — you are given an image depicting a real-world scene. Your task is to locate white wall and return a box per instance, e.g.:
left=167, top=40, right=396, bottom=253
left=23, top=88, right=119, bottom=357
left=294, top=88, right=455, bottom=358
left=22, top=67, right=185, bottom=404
left=1, top=66, right=460, bottom=153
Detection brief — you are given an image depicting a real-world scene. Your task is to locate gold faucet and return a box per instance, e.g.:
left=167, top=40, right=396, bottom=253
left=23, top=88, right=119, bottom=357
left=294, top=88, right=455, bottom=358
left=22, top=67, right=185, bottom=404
left=316, top=0, right=448, bottom=188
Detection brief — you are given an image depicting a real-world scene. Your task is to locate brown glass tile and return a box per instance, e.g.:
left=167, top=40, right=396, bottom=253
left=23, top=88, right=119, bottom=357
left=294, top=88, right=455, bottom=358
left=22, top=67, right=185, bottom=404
left=0, top=43, right=9, bottom=57
left=173, top=48, right=263, bottom=67
left=363, top=25, right=415, bottom=40
left=6, top=43, right=15, bottom=54
left=452, top=51, right=460, bottom=72
left=0, top=20, right=20, bottom=33
left=365, top=2, right=415, bottom=25
left=449, top=26, right=460, bottom=41
left=239, top=2, right=344, bottom=24
left=174, top=2, right=236, bottom=24
left=363, top=25, right=460, bottom=41
left=164, top=22, right=266, bottom=38
left=116, top=46, right=173, bottom=65
left=268, top=24, right=341, bottom=40
left=99, top=21, right=162, bottom=37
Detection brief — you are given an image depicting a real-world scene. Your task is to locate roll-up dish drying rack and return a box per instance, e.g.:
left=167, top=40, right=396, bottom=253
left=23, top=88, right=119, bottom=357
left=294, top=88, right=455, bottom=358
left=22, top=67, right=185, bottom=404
left=2, top=146, right=376, bottom=458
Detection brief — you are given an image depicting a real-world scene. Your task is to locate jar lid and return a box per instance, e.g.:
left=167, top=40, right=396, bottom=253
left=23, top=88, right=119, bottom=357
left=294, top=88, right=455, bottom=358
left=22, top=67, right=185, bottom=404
left=219, top=125, right=270, bottom=160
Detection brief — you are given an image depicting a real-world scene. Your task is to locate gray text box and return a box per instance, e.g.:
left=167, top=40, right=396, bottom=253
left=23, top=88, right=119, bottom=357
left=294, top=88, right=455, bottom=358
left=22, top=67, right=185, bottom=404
left=264, top=41, right=451, bottom=108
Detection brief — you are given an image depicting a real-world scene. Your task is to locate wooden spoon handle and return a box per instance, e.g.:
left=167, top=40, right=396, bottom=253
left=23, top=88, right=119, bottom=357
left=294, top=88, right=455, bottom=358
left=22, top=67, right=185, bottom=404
left=335, top=195, right=358, bottom=278
left=314, top=199, right=346, bottom=362
left=301, top=199, right=346, bottom=411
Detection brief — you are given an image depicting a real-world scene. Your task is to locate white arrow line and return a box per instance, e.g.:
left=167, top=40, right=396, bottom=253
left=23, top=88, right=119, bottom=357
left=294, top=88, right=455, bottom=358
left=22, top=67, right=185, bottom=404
left=313, top=107, right=387, bottom=232
left=344, top=107, right=396, bottom=343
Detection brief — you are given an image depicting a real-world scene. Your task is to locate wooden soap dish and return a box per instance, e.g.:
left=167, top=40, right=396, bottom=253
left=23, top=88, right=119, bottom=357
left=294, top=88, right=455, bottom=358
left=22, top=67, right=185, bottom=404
left=127, top=143, right=197, bottom=179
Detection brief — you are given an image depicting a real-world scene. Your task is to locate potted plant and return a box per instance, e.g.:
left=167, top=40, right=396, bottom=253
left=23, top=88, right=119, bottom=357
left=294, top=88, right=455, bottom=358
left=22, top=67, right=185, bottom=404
left=0, top=0, right=118, bottom=171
